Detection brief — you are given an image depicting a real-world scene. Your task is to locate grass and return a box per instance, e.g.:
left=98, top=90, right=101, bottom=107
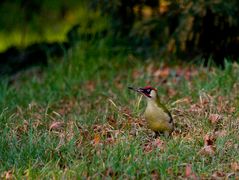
left=0, top=39, right=239, bottom=179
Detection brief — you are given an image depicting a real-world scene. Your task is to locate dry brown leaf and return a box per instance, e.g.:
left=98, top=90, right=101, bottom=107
left=225, top=140, right=234, bottom=149
left=153, top=138, right=165, bottom=149
left=107, top=116, right=117, bottom=127
left=204, top=134, right=216, bottom=146
left=92, top=123, right=124, bottom=145
left=121, top=107, right=132, bottom=118
left=174, top=97, right=192, bottom=105
left=92, top=134, right=101, bottom=145
left=167, top=167, right=174, bottom=176
left=6, top=173, right=12, bottom=180
left=209, top=114, right=222, bottom=124
left=185, top=164, right=197, bottom=179
left=114, top=75, right=123, bottom=89
left=85, top=80, right=95, bottom=92
left=93, top=124, right=104, bottom=133
left=115, top=82, right=123, bottom=89
left=211, top=171, right=225, bottom=179
left=168, top=88, right=177, bottom=96
left=153, top=67, right=170, bottom=79
left=106, top=137, right=115, bottom=144
left=143, top=138, right=165, bottom=153
left=32, top=119, right=43, bottom=129
left=231, top=162, right=239, bottom=172
left=229, top=107, right=236, bottom=113
left=2, top=170, right=13, bottom=180
left=57, top=98, right=76, bottom=116
left=132, top=69, right=141, bottom=79
left=199, top=145, right=215, bottom=156
left=151, top=170, right=160, bottom=180
left=49, top=121, right=64, bottom=131
left=215, top=130, right=227, bottom=138
left=199, top=134, right=216, bottom=156
left=185, top=164, right=192, bottom=177
left=189, top=104, right=202, bottom=112
left=184, top=67, right=198, bottom=80
left=143, top=144, right=153, bottom=153
left=146, top=63, right=155, bottom=74
left=105, top=168, right=115, bottom=177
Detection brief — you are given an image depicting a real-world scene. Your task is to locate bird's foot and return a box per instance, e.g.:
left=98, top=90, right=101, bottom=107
left=154, top=131, right=171, bottom=138
left=154, top=132, right=163, bottom=138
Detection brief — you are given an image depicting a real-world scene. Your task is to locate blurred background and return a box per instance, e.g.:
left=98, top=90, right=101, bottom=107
left=2, top=1, right=239, bottom=178
left=1, top=0, right=239, bottom=76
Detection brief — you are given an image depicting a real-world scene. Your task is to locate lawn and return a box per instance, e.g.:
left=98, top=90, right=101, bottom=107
left=0, top=40, right=239, bottom=179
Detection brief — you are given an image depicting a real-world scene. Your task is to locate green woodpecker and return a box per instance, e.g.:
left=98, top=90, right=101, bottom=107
left=129, top=86, right=174, bottom=137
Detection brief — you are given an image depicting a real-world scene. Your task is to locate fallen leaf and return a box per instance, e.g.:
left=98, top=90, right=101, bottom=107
left=167, top=167, right=174, bottom=176
left=3, top=170, right=13, bottom=180
left=114, top=75, right=124, bottom=89
left=211, top=171, right=225, bottom=179
left=215, top=130, right=227, bottom=137
left=143, top=138, right=165, bottom=153
left=106, top=137, right=115, bottom=144
left=185, top=164, right=197, bottom=179
left=107, top=116, right=117, bottom=127
left=105, top=168, right=115, bottom=177
left=151, top=170, right=159, bottom=180
left=199, top=145, right=215, bottom=156
left=199, top=134, right=216, bottom=156
left=146, top=63, right=155, bottom=74
left=153, top=138, right=165, bottom=149
left=121, top=107, right=132, bottom=118
left=189, top=104, right=202, bottom=113
left=204, top=134, right=215, bottom=146
left=92, top=134, right=101, bottom=145
left=225, top=140, right=234, bottom=149
left=209, top=114, right=222, bottom=124
left=153, top=67, right=170, bottom=79
left=49, top=121, right=64, bottom=130
left=185, top=164, right=192, bottom=177
left=229, top=107, right=236, bottom=113
left=168, top=88, right=177, bottom=96
left=144, top=143, right=153, bottom=153
left=56, top=98, right=76, bottom=116
left=231, top=162, right=239, bottom=172
left=185, top=70, right=192, bottom=80
left=85, top=80, right=95, bottom=92
left=132, top=69, right=142, bottom=79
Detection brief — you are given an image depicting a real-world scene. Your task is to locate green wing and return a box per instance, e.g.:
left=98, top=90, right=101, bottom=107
left=156, top=99, right=173, bottom=123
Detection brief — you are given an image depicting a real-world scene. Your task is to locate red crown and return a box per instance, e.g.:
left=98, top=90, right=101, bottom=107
left=143, top=86, right=157, bottom=91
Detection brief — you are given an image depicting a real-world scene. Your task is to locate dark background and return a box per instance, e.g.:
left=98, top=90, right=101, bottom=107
left=1, top=0, right=239, bottom=76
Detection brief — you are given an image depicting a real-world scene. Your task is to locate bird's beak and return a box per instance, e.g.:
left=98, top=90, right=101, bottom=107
left=128, top=87, right=143, bottom=93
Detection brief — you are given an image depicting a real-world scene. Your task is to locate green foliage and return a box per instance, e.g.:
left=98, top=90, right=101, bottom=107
left=93, top=0, right=239, bottom=63
left=0, top=1, right=91, bottom=51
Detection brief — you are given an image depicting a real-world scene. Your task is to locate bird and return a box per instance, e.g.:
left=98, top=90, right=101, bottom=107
left=128, top=86, right=174, bottom=137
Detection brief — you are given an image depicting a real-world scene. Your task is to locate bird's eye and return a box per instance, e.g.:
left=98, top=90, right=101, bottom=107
left=146, top=89, right=151, bottom=94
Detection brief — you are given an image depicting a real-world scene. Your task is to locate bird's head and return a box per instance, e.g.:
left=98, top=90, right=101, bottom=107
left=128, top=86, right=158, bottom=100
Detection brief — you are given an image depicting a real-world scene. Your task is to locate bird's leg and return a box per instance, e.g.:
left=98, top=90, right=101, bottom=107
left=154, top=131, right=171, bottom=138
left=163, top=131, right=170, bottom=138
left=154, top=131, right=162, bottom=138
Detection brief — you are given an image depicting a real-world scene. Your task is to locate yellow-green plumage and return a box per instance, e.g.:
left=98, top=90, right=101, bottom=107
left=144, top=96, right=173, bottom=136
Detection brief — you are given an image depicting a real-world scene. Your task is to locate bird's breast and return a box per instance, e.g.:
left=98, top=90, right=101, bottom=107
left=144, top=102, right=173, bottom=132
